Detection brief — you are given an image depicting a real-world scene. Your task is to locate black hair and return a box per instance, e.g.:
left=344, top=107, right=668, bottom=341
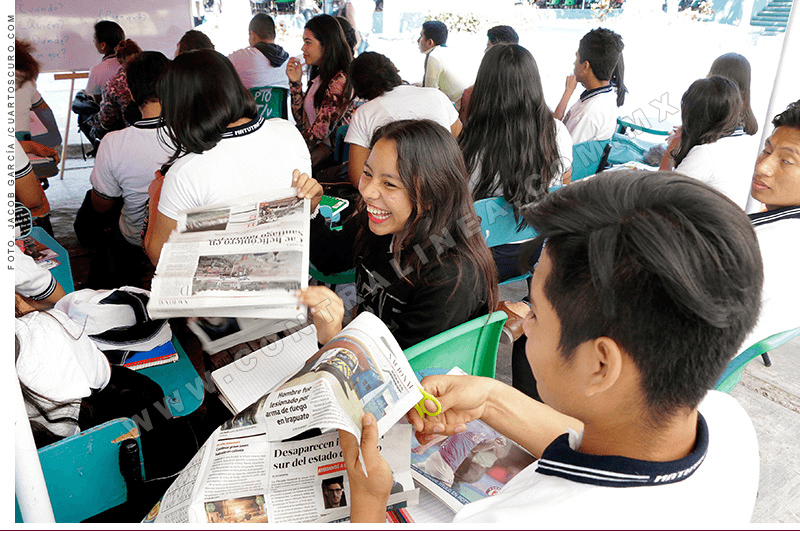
left=356, top=119, right=499, bottom=311
left=322, top=475, right=344, bottom=488
left=15, top=39, right=40, bottom=85
left=349, top=52, right=403, bottom=100
left=336, top=16, right=358, bottom=56
left=672, top=76, right=742, bottom=166
left=460, top=44, right=563, bottom=220
left=708, top=53, right=758, bottom=136
left=522, top=170, right=762, bottom=422
left=126, top=51, right=171, bottom=106
left=176, top=30, right=215, bottom=55
left=578, top=27, right=626, bottom=106
left=772, top=99, right=800, bottom=130
left=94, top=20, right=125, bottom=52
left=249, top=13, right=276, bottom=41
left=305, top=14, right=354, bottom=111
left=157, top=49, right=257, bottom=164
left=487, top=25, right=519, bottom=45
left=422, top=21, right=448, bottom=46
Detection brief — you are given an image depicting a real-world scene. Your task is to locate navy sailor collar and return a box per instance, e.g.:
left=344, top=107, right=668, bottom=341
left=536, top=412, right=709, bottom=488
left=749, top=204, right=800, bottom=226
left=725, top=126, right=746, bottom=138
left=579, top=84, right=614, bottom=103
left=133, top=117, right=161, bottom=129
left=221, top=116, right=264, bottom=139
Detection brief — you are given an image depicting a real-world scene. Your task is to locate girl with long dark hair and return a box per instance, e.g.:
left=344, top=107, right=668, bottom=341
left=460, top=44, right=572, bottom=282
left=144, top=49, right=317, bottom=266
left=286, top=14, right=354, bottom=169
left=301, top=119, right=498, bottom=349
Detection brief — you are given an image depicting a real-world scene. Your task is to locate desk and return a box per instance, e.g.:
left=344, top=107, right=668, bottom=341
left=29, top=227, right=75, bottom=293
left=138, top=338, right=204, bottom=417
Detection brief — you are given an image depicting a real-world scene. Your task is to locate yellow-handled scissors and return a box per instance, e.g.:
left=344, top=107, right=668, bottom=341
left=414, top=387, right=442, bottom=420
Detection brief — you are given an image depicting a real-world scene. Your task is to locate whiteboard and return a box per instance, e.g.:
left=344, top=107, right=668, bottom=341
left=15, top=1, right=194, bottom=73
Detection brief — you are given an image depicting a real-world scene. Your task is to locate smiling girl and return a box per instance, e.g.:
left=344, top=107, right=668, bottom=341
left=286, top=14, right=354, bottom=170
left=302, top=119, right=499, bottom=348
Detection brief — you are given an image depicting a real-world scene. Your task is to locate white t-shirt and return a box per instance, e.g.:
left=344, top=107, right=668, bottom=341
left=423, top=46, right=470, bottom=104
left=737, top=206, right=800, bottom=355
left=674, top=132, right=756, bottom=211
left=228, top=47, right=290, bottom=90
left=468, top=119, right=574, bottom=193
left=563, top=85, right=619, bottom=144
left=454, top=390, right=759, bottom=526
left=15, top=245, right=57, bottom=301
left=86, top=55, right=122, bottom=97
left=15, top=138, right=32, bottom=178
left=344, top=85, right=458, bottom=148
left=15, top=77, right=43, bottom=135
left=158, top=117, right=311, bottom=220
left=90, top=118, right=173, bottom=246
left=16, top=310, right=112, bottom=439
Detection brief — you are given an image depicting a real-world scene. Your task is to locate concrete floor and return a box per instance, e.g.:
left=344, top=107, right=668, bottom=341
left=42, top=153, right=800, bottom=524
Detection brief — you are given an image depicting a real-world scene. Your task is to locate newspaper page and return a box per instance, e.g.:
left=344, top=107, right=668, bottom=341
left=145, top=424, right=416, bottom=523
left=148, top=188, right=309, bottom=319
left=409, top=368, right=537, bottom=513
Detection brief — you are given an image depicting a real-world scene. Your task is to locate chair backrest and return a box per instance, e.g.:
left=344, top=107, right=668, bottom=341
left=571, top=138, right=612, bottom=182
left=249, top=86, right=289, bottom=120
left=137, top=337, right=204, bottom=418
left=333, top=124, right=350, bottom=163
left=714, top=326, right=800, bottom=393
left=473, top=197, right=537, bottom=249
left=16, top=417, right=144, bottom=523
left=403, top=311, right=508, bottom=378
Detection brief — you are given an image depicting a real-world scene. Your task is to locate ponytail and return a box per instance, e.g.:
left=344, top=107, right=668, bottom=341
left=611, top=52, right=626, bottom=107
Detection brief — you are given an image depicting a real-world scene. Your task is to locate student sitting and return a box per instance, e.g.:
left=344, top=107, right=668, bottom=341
left=86, top=51, right=172, bottom=288
left=740, top=100, right=800, bottom=355
left=175, top=29, right=215, bottom=55
left=666, top=76, right=753, bottom=210
left=342, top=170, right=763, bottom=525
left=345, top=52, right=461, bottom=188
left=417, top=21, right=470, bottom=104
left=554, top=27, right=626, bottom=144
left=301, top=119, right=499, bottom=349
left=460, top=43, right=572, bottom=283
left=143, top=49, right=315, bottom=267
left=228, top=14, right=290, bottom=90
left=89, top=39, right=144, bottom=142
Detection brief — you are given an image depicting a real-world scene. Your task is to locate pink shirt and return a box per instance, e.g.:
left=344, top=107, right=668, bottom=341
left=304, top=77, right=322, bottom=127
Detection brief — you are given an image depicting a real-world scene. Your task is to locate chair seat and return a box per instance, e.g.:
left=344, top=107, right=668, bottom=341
left=137, top=338, right=204, bottom=417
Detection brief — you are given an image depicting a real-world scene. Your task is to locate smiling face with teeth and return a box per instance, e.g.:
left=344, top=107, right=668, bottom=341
left=359, top=138, right=414, bottom=236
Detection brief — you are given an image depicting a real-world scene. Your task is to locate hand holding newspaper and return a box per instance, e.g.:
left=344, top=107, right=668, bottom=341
left=147, top=188, right=310, bottom=320
left=145, top=312, right=425, bottom=523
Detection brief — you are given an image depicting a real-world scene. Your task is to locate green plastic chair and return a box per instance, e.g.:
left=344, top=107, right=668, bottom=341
left=15, top=417, right=144, bottom=523
left=403, top=311, right=509, bottom=379
left=249, top=86, right=288, bottom=120
left=137, top=338, right=204, bottom=417
left=571, top=138, right=612, bottom=181
left=714, top=326, right=800, bottom=393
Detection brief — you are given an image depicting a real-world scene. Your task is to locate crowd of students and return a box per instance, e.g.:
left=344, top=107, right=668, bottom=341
left=13, top=11, right=800, bottom=525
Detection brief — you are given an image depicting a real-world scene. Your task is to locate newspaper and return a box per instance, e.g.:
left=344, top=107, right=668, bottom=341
left=144, top=312, right=424, bottom=523
left=148, top=188, right=310, bottom=319
left=409, top=369, right=537, bottom=513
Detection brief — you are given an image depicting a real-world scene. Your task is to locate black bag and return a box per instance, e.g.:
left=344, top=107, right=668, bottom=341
left=73, top=189, right=123, bottom=248
left=71, top=90, right=100, bottom=116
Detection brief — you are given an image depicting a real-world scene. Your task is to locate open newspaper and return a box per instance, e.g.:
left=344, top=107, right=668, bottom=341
left=148, top=188, right=309, bottom=320
left=409, top=368, right=537, bottom=514
left=144, top=312, right=424, bottom=523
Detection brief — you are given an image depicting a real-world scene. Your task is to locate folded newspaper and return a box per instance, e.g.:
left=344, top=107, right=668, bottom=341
left=144, top=312, right=424, bottom=523
left=148, top=188, right=310, bottom=320
left=409, top=368, right=537, bottom=514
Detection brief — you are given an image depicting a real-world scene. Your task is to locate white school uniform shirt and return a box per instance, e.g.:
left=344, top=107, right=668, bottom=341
left=90, top=117, right=173, bottom=246
left=15, top=77, right=43, bottom=135
left=674, top=129, right=757, bottom=211
left=454, top=390, right=759, bottom=526
left=423, top=46, right=470, bottom=103
left=228, top=47, right=290, bottom=90
left=563, top=84, right=619, bottom=144
left=344, top=85, right=458, bottom=148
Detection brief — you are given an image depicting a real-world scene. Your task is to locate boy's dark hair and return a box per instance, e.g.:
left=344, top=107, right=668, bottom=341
left=349, top=52, right=403, bottom=100
left=522, top=171, right=762, bottom=422
left=422, top=21, right=448, bottom=46
left=578, top=27, right=626, bottom=106
left=126, top=51, right=171, bottom=106
left=177, top=30, right=215, bottom=54
left=487, top=25, right=519, bottom=46
left=672, top=76, right=742, bottom=167
left=94, top=20, right=125, bottom=52
left=249, top=13, right=276, bottom=41
left=773, top=100, right=800, bottom=130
